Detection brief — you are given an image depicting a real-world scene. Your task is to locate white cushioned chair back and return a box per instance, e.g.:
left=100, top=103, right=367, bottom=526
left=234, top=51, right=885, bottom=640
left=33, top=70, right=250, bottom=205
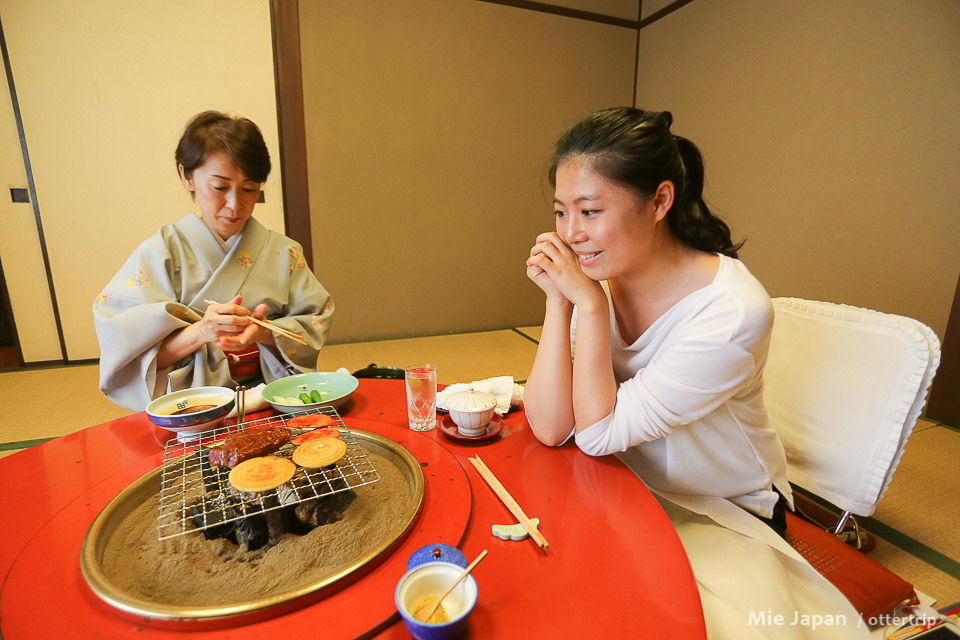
left=765, top=298, right=940, bottom=517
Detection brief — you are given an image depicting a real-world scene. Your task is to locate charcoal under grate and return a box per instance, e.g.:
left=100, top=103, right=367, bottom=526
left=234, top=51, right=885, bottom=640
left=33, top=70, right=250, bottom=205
left=157, top=407, right=380, bottom=541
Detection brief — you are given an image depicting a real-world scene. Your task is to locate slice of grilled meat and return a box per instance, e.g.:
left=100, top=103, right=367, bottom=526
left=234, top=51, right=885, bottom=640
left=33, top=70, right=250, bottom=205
left=208, top=427, right=291, bottom=467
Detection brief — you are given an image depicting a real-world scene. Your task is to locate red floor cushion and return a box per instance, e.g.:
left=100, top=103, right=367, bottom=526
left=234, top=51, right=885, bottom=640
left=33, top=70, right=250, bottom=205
left=785, top=511, right=918, bottom=620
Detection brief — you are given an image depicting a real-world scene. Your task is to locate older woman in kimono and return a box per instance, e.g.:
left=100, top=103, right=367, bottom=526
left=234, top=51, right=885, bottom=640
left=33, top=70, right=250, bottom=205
left=524, top=107, right=869, bottom=638
left=94, top=111, right=334, bottom=411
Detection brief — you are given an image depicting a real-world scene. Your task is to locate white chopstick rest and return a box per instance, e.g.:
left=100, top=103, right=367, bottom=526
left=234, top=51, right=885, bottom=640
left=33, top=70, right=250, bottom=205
left=468, top=455, right=548, bottom=550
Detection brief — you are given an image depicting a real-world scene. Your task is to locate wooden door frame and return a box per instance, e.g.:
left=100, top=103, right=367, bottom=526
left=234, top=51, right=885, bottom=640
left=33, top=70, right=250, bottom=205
left=270, top=0, right=313, bottom=269
left=927, top=270, right=960, bottom=426
left=0, top=14, right=67, bottom=365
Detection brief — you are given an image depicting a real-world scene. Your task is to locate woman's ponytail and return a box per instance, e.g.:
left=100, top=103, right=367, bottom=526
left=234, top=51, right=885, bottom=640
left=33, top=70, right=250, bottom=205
left=671, top=135, right=742, bottom=258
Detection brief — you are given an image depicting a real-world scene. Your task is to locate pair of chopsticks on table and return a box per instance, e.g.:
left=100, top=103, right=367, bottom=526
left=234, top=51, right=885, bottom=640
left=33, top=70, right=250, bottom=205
left=203, top=299, right=307, bottom=345
left=468, top=455, right=549, bottom=551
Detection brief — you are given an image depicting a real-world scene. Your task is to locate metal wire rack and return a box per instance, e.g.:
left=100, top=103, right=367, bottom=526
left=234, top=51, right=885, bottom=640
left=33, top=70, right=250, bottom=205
left=157, top=407, right=380, bottom=541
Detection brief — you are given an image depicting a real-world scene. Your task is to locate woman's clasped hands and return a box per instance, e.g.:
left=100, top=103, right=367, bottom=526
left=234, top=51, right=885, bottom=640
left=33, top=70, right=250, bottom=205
left=526, top=232, right=604, bottom=308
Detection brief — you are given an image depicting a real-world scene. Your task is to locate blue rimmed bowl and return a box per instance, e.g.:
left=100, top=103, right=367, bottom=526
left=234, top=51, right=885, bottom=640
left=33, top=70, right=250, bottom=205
left=145, top=386, right=235, bottom=441
left=395, top=561, right=478, bottom=640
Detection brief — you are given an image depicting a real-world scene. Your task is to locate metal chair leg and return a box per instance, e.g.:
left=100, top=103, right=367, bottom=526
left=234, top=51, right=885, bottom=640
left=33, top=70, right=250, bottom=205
left=833, top=511, right=870, bottom=550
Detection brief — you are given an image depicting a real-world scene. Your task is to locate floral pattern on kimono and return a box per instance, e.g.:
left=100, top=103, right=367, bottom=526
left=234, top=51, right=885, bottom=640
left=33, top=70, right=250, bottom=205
left=93, top=213, right=335, bottom=411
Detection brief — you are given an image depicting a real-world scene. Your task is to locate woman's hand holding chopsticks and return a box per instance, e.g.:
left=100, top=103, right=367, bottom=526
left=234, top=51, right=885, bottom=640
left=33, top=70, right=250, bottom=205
left=210, top=297, right=277, bottom=351
left=157, top=295, right=256, bottom=367
left=158, top=296, right=307, bottom=368
left=204, top=298, right=307, bottom=347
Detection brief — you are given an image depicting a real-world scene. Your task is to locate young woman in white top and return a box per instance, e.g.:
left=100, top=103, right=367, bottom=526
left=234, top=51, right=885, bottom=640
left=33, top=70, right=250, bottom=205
left=524, top=107, right=868, bottom=639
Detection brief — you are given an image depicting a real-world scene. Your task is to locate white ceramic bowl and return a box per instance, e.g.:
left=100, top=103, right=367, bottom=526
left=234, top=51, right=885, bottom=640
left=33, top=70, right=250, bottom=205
left=446, top=390, right=497, bottom=437
left=145, top=386, right=235, bottom=441
left=395, top=561, right=477, bottom=640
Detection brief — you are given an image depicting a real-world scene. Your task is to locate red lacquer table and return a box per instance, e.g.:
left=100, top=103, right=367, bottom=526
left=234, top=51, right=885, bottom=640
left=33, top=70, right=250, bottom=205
left=0, top=379, right=705, bottom=638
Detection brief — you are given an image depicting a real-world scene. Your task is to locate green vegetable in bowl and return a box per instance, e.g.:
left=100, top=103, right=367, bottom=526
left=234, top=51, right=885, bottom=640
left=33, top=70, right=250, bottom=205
left=310, top=389, right=322, bottom=403
left=299, top=392, right=312, bottom=404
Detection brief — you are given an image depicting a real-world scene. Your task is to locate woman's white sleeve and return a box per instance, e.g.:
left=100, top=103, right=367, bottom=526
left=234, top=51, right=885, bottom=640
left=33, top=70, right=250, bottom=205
left=575, top=324, right=760, bottom=457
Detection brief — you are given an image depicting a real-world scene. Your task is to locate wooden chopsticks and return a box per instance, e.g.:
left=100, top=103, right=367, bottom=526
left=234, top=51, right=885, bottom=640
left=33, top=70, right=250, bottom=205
left=246, top=316, right=308, bottom=346
left=203, top=299, right=308, bottom=346
left=468, top=455, right=549, bottom=550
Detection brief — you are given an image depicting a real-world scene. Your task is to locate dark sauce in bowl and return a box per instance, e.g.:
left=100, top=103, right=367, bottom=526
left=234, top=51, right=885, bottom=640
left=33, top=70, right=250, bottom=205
left=169, top=404, right=217, bottom=416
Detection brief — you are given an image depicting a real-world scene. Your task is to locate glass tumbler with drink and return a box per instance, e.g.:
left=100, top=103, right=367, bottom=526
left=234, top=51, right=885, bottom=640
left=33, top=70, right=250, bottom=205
left=405, top=363, right=437, bottom=431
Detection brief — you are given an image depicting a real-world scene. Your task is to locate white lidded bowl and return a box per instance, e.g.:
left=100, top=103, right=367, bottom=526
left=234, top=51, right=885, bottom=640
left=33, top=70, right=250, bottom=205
left=446, top=390, right=497, bottom=437
left=395, top=561, right=478, bottom=640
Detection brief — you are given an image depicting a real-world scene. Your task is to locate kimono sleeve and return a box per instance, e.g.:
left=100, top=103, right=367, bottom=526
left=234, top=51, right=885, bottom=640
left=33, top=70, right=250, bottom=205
left=92, top=230, right=229, bottom=410
left=255, top=239, right=335, bottom=378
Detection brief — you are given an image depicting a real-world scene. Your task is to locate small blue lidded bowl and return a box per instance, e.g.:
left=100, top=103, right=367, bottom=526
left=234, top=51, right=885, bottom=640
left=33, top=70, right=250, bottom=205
left=395, top=544, right=477, bottom=640
left=146, top=386, right=235, bottom=442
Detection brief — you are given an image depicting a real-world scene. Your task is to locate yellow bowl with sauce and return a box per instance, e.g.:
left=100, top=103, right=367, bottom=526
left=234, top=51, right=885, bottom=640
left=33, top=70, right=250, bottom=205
left=395, top=561, right=478, bottom=640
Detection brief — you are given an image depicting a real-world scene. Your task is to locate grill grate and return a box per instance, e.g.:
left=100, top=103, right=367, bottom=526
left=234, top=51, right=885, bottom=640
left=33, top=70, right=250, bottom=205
left=156, top=407, right=379, bottom=541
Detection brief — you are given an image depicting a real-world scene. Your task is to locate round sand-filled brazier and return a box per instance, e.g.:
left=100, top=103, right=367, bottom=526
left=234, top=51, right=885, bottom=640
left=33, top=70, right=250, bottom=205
left=80, top=429, right=423, bottom=627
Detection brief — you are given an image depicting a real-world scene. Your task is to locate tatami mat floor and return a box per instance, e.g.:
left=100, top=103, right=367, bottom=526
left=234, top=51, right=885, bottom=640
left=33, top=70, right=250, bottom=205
left=1, top=326, right=958, bottom=609
left=315, top=327, right=542, bottom=385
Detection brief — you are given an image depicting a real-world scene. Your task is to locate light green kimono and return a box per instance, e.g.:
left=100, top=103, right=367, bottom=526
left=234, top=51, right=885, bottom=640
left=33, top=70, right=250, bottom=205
left=93, top=213, right=334, bottom=411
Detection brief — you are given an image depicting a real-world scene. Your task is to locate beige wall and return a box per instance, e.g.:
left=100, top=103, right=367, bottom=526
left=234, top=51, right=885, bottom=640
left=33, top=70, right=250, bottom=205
left=640, top=0, right=679, bottom=20
left=635, top=0, right=960, bottom=339
left=11, top=0, right=954, bottom=360
left=0, top=0, right=282, bottom=361
left=547, top=0, right=638, bottom=20
left=298, top=0, right=637, bottom=343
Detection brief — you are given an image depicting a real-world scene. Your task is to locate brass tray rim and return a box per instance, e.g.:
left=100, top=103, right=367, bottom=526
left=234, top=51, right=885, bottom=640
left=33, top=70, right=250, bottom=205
left=79, top=428, right=424, bottom=623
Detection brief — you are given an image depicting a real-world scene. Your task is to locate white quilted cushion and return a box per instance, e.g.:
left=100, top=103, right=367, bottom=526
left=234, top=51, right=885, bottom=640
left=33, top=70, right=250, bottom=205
left=765, top=298, right=939, bottom=516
